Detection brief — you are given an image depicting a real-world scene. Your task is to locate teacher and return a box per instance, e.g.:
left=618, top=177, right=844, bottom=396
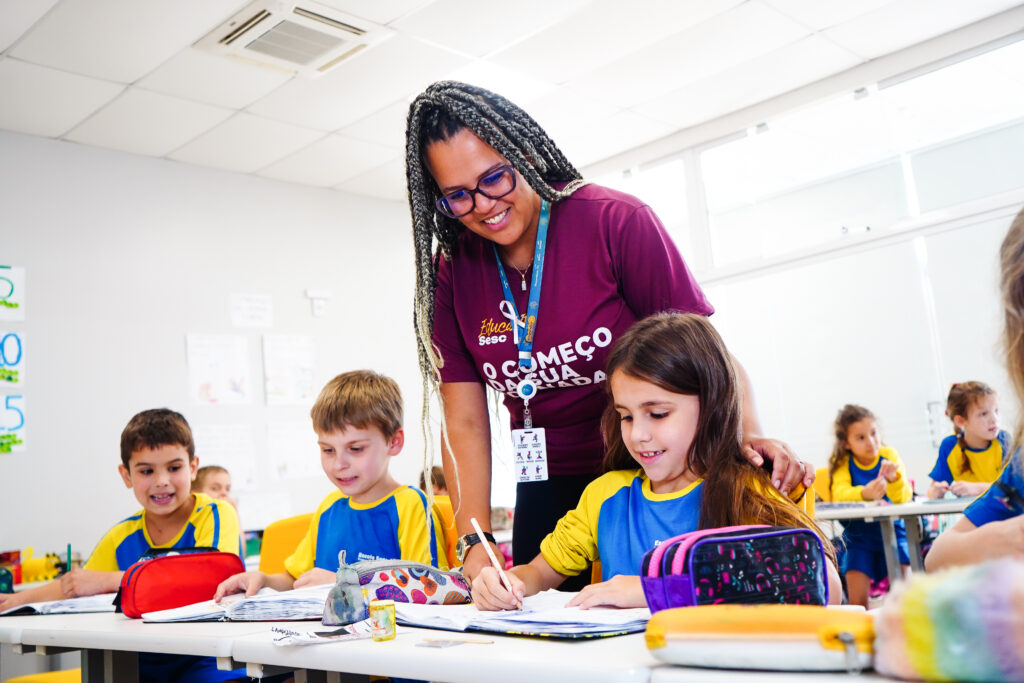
left=405, top=81, right=812, bottom=587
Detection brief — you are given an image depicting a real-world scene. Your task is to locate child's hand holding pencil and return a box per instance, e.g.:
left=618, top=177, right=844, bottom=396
left=468, top=517, right=524, bottom=611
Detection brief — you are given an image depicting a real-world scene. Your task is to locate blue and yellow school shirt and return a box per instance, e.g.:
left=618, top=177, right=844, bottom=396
left=829, top=446, right=912, bottom=546
left=965, top=448, right=1024, bottom=526
left=83, top=493, right=241, bottom=571
left=540, top=469, right=702, bottom=581
left=929, top=430, right=1011, bottom=484
left=283, top=485, right=448, bottom=578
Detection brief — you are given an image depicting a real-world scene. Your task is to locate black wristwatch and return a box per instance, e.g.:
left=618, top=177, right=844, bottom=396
left=455, top=531, right=496, bottom=563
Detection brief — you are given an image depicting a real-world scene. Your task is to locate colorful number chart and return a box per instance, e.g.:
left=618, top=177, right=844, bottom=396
left=0, top=394, right=25, bottom=454
left=0, top=265, right=26, bottom=453
left=0, top=331, right=23, bottom=387
left=0, top=266, right=25, bottom=322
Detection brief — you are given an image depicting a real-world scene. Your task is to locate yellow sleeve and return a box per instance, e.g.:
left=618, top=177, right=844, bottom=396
left=192, top=497, right=242, bottom=555
left=82, top=524, right=123, bottom=571
left=396, top=487, right=448, bottom=570
left=539, top=471, right=632, bottom=577
left=828, top=456, right=865, bottom=502
left=283, top=501, right=325, bottom=579
left=881, top=447, right=913, bottom=504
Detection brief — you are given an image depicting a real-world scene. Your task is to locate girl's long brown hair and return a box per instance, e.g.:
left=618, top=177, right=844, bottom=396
left=601, top=313, right=835, bottom=565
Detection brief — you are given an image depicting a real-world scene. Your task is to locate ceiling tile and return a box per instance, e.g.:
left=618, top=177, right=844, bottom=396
left=634, top=34, right=863, bottom=129
left=560, top=110, right=675, bottom=168
left=0, top=58, right=123, bottom=137
left=316, top=0, right=431, bottom=25
left=339, top=100, right=410, bottom=148
left=762, top=0, right=897, bottom=31
left=259, top=134, right=399, bottom=187
left=64, top=88, right=234, bottom=157
left=9, top=0, right=246, bottom=83
left=823, top=0, right=1024, bottom=59
left=335, top=158, right=407, bottom=201
left=169, top=113, right=326, bottom=174
left=391, top=0, right=589, bottom=58
left=0, top=0, right=59, bottom=52
left=488, top=0, right=746, bottom=84
left=248, top=34, right=469, bottom=131
left=443, top=61, right=559, bottom=109
left=138, top=48, right=293, bottom=110
left=567, top=1, right=811, bottom=108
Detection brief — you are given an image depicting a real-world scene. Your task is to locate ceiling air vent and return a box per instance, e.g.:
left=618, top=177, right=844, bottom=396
left=195, top=0, right=393, bottom=78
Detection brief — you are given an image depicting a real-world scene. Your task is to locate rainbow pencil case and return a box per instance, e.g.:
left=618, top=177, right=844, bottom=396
left=645, top=604, right=874, bottom=672
left=641, top=525, right=829, bottom=611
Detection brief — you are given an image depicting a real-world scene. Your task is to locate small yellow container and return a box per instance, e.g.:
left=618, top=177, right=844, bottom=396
left=369, top=599, right=396, bottom=642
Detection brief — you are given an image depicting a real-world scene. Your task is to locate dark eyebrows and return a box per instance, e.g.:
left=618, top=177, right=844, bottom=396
left=132, top=458, right=185, bottom=469
left=439, top=162, right=506, bottom=194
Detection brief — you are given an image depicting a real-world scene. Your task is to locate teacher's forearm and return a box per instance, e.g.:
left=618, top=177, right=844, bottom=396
left=731, top=353, right=763, bottom=439
left=439, top=382, right=494, bottom=538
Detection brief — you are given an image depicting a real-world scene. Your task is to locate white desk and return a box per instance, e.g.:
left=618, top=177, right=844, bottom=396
left=649, top=665, right=894, bottom=681
left=230, top=624, right=659, bottom=682
left=815, top=499, right=971, bottom=582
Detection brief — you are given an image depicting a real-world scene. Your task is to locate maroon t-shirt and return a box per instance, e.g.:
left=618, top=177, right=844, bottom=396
left=433, top=183, right=714, bottom=476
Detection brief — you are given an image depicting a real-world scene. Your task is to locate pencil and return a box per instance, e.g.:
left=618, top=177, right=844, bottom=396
left=469, top=516, right=522, bottom=610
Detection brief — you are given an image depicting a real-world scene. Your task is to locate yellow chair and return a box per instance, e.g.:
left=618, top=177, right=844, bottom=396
left=432, top=495, right=459, bottom=569
left=813, top=467, right=832, bottom=503
left=258, top=513, right=313, bottom=574
left=6, top=671, right=80, bottom=683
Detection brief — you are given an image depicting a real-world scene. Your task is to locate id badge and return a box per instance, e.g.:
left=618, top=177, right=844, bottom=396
left=511, top=428, right=548, bottom=483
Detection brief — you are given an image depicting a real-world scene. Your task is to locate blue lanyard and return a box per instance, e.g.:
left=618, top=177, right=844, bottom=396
left=493, top=199, right=550, bottom=372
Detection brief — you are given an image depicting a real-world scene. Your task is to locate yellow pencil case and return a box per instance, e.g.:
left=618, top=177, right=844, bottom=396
left=645, top=604, right=874, bottom=673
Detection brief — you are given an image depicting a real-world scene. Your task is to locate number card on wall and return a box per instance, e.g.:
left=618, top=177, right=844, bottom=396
left=0, top=266, right=25, bottom=321
left=0, top=331, right=23, bottom=387
left=0, top=394, right=25, bottom=453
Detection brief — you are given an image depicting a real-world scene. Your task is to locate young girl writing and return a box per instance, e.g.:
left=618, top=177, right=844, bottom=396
left=471, top=313, right=841, bottom=610
left=926, top=207, right=1024, bottom=571
left=827, top=405, right=912, bottom=608
left=927, top=381, right=1010, bottom=499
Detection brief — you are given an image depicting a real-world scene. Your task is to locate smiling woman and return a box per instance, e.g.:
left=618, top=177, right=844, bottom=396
left=404, top=81, right=815, bottom=589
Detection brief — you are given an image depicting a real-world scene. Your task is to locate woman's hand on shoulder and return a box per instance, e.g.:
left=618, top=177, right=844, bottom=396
left=742, top=436, right=813, bottom=496
left=566, top=575, right=645, bottom=609
left=293, top=568, right=335, bottom=589
left=471, top=566, right=524, bottom=611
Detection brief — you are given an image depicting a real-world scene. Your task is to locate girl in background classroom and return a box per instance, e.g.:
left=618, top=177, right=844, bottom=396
left=827, top=405, right=912, bottom=608
left=471, top=313, right=842, bottom=610
left=927, top=381, right=1010, bottom=499
left=192, top=465, right=246, bottom=556
left=926, top=206, right=1024, bottom=571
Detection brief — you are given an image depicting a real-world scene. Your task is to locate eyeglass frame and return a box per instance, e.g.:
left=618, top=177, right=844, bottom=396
left=434, top=164, right=517, bottom=219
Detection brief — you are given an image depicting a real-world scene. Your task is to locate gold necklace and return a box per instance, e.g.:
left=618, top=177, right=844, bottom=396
left=509, top=260, right=532, bottom=291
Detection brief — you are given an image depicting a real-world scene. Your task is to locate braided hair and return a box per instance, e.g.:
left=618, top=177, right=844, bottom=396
left=945, top=381, right=996, bottom=474
left=404, top=81, right=586, bottom=471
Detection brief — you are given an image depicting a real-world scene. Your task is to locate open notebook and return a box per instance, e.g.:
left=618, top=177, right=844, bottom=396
left=0, top=593, right=118, bottom=616
left=141, top=584, right=332, bottom=622
left=395, top=589, right=650, bottom=639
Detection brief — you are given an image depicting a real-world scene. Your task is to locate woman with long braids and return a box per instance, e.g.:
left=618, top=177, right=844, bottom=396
left=405, top=81, right=814, bottom=587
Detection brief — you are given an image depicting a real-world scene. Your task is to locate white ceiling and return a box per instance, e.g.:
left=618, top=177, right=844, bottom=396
left=1, top=0, right=1021, bottom=202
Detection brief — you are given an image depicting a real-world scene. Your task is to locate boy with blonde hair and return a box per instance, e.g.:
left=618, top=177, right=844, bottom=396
left=216, top=370, right=447, bottom=598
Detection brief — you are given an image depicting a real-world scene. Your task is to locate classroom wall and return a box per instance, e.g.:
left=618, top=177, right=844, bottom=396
left=0, top=130, right=434, bottom=555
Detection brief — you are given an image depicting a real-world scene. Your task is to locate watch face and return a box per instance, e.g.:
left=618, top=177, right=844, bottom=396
left=456, top=533, right=477, bottom=562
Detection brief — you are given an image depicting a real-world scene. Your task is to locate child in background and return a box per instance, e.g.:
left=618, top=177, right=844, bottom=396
left=927, top=381, right=1010, bottom=499
left=472, top=313, right=841, bottom=610
left=192, top=465, right=237, bottom=508
left=827, top=405, right=912, bottom=608
left=215, top=370, right=448, bottom=599
left=926, top=207, right=1024, bottom=571
left=0, top=409, right=245, bottom=682
left=419, top=465, right=448, bottom=496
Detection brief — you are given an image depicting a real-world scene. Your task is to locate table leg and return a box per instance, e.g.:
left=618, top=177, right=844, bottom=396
left=878, top=520, right=901, bottom=584
left=82, top=649, right=138, bottom=683
left=903, top=516, right=925, bottom=572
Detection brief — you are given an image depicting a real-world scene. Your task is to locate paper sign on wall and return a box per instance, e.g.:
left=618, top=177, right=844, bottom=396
left=268, top=421, right=319, bottom=480
left=0, top=394, right=25, bottom=453
left=186, top=334, right=251, bottom=405
left=230, top=294, right=273, bottom=328
left=192, top=423, right=258, bottom=489
left=263, top=335, right=315, bottom=406
left=0, top=266, right=25, bottom=321
left=0, top=331, right=23, bottom=387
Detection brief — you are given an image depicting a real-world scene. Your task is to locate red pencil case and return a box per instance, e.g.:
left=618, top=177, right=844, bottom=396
left=116, top=549, right=244, bottom=618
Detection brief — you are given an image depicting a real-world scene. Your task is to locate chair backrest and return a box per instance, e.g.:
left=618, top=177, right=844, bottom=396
left=432, top=494, right=459, bottom=569
left=258, top=513, right=313, bottom=574
left=813, top=467, right=832, bottom=502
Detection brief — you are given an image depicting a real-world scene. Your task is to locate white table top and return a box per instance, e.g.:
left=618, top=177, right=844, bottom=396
left=649, top=665, right=894, bottom=681
left=231, top=623, right=659, bottom=683
left=815, top=498, right=971, bottom=521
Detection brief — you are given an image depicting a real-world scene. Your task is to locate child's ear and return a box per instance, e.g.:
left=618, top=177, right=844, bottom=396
left=952, top=415, right=967, bottom=431
left=189, top=456, right=199, bottom=481
left=118, top=464, right=132, bottom=489
left=387, top=429, right=405, bottom=457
